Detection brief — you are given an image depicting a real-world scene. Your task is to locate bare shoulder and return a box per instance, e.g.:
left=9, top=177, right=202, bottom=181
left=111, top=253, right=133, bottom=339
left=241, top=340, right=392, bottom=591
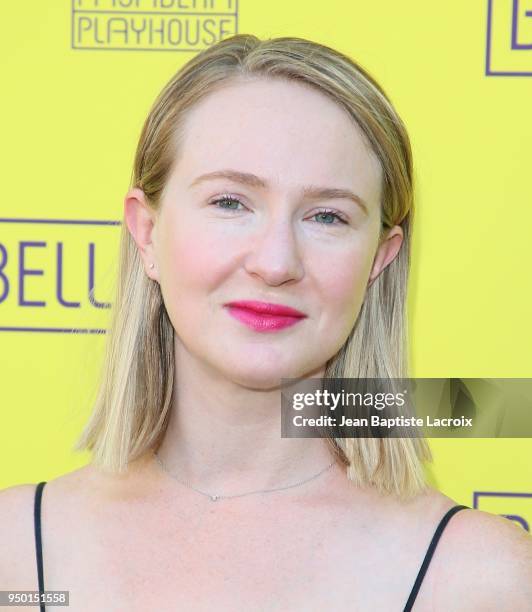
left=0, top=482, right=43, bottom=590
left=388, top=486, right=532, bottom=609
left=0, top=464, right=98, bottom=589
left=431, top=503, right=532, bottom=610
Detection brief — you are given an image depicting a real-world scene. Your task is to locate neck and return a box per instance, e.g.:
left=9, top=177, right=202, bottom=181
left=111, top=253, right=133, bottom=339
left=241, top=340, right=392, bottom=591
left=154, top=341, right=338, bottom=498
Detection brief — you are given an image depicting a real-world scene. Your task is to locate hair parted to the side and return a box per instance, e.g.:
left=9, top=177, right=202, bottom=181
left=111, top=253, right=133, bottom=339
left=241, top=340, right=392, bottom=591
left=74, top=33, right=433, bottom=499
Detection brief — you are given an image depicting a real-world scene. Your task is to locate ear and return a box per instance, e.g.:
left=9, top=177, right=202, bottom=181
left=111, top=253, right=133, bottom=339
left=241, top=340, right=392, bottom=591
left=367, top=225, right=404, bottom=288
left=123, top=187, right=159, bottom=282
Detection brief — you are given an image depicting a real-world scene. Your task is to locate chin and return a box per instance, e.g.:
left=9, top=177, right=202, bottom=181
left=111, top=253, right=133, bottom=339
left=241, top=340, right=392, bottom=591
left=226, top=367, right=287, bottom=390
left=223, top=359, right=322, bottom=391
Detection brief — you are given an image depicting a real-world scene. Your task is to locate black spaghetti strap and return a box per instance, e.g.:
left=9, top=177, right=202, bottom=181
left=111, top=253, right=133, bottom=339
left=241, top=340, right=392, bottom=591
left=403, top=504, right=469, bottom=612
left=34, top=481, right=47, bottom=612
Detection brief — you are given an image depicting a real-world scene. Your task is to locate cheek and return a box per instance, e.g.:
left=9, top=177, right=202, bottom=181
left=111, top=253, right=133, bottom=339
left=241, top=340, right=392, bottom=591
left=314, top=243, right=375, bottom=323
left=157, top=229, right=219, bottom=343
left=160, top=221, right=226, bottom=293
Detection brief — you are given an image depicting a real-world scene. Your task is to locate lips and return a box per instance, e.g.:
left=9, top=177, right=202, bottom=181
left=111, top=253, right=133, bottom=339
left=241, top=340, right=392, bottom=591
left=225, top=300, right=306, bottom=317
left=224, top=300, right=307, bottom=332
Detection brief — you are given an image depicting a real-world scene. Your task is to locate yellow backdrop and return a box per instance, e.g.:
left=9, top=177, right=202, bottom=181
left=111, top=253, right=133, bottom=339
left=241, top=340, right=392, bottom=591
left=1, top=0, right=530, bottom=531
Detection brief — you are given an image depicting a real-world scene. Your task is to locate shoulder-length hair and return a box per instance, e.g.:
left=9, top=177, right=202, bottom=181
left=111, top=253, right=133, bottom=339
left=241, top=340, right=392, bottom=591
left=74, top=34, right=432, bottom=499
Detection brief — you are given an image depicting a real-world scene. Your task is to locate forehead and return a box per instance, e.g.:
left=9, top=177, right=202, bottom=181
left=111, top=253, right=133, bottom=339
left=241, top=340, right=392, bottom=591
left=170, top=77, right=382, bottom=204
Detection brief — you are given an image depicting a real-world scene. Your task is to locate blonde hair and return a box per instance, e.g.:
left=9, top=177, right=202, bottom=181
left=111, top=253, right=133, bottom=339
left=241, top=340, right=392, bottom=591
left=74, top=34, right=432, bottom=499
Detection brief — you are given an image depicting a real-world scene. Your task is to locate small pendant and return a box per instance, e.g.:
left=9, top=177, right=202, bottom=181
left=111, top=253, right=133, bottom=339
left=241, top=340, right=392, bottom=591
left=210, top=494, right=219, bottom=501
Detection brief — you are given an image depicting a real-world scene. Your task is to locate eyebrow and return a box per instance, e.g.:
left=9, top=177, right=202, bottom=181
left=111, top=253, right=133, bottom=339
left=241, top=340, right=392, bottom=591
left=189, top=169, right=369, bottom=216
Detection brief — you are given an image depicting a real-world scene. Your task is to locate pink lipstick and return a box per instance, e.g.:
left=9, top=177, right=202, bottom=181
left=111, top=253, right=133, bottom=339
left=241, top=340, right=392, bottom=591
left=224, top=300, right=307, bottom=332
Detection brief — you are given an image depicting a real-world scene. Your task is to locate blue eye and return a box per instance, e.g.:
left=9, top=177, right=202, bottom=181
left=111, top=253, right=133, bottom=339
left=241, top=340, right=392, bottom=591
left=210, top=195, right=245, bottom=211
left=312, top=209, right=348, bottom=225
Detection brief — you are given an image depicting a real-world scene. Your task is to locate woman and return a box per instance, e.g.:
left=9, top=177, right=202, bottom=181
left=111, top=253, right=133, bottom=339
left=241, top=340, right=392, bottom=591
left=1, top=34, right=531, bottom=611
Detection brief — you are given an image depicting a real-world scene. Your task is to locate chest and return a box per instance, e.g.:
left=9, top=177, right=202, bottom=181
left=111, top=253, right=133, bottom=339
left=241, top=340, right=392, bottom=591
left=40, top=499, right=433, bottom=611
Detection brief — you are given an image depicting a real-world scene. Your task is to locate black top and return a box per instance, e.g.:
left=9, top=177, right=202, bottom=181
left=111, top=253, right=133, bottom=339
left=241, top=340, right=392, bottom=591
left=34, top=482, right=46, bottom=612
left=33, top=481, right=468, bottom=611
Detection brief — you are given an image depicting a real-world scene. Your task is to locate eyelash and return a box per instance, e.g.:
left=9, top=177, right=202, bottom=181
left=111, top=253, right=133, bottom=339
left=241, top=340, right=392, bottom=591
left=208, top=194, right=349, bottom=225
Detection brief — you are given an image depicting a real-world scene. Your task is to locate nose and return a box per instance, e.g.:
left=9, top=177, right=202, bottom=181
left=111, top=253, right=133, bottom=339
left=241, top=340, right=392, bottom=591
left=243, top=214, right=305, bottom=286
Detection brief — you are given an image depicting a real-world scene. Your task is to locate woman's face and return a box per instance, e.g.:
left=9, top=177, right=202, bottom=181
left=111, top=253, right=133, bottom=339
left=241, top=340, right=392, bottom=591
left=126, top=77, right=403, bottom=388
